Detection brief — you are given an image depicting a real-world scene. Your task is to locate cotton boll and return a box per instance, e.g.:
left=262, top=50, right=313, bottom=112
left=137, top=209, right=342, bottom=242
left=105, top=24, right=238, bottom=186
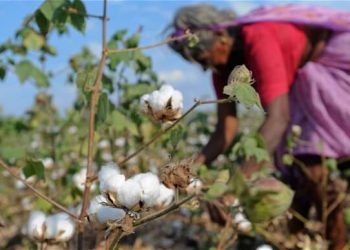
left=42, top=157, right=54, bottom=169
left=100, top=174, right=126, bottom=193
left=233, top=212, right=252, bottom=232
left=133, top=173, right=160, bottom=207
left=73, top=168, right=96, bottom=191
left=186, top=178, right=203, bottom=195
left=45, top=213, right=75, bottom=242
left=171, top=90, right=183, bottom=110
left=98, top=163, right=120, bottom=180
left=117, top=179, right=142, bottom=209
left=88, top=195, right=108, bottom=215
left=96, top=207, right=126, bottom=224
left=156, top=184, right=175, bottom=207
left=97, top=139, right=109, bottom=149
left=257, top=244, right=274, bottom=250
left=98, top=164, right=125, bottom=193
left=26, top=211, right=46, bottom=240
left=159, top=84, right=174, bottom=93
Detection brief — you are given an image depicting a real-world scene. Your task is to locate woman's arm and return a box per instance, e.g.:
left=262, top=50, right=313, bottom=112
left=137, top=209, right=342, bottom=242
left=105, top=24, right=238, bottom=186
left=260, top=93, right=290, bottom=154
left=195, top=102, right=238, bottom=165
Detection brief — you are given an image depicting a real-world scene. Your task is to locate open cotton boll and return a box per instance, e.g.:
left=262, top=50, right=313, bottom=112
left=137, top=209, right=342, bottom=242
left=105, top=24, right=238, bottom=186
left=88, top=195, right=108, bottom=215
left=133, top=173, right=160, bottom=207
left=117, top=179, right=142, bottom=209
left=256, top=244, right=274, bottom=250
left=99, top=174, right=125, bottom=193
left=98, top=164, right=125, bottom=193
left=73, top=168, right=96, bottom=192
left=96, top=207, right=126, bottom=224
left=159, top=84, right=175, bottom=93
left=42, top=157, right=54, bottom=169
left=26, top=211, right=46, bottom=240
left=156, top=184, right=175, bottom=207
left=233, top=212, right=252, bottom=232
left=186, top=178, right=203, bottom=195
left=45, top=213, right=75, bottom=242
left=170, top=90, right=184, bottom=110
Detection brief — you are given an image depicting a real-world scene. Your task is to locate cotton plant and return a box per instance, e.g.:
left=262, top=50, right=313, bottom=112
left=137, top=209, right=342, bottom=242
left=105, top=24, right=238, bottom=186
left=140, top=84, right=183, bottom=122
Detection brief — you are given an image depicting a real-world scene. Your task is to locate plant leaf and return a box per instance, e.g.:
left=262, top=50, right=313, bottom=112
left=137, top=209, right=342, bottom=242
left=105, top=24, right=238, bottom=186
left=23, top=159, right=45, bottom=181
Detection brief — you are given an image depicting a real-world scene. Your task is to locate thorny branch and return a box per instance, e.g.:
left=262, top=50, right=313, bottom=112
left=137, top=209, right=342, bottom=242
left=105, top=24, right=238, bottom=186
left=0, top=159, right=80, bottom=221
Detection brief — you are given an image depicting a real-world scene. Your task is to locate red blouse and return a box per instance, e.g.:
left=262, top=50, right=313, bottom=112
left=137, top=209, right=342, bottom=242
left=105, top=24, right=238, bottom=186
left=213, top=22, right=307, bottom=106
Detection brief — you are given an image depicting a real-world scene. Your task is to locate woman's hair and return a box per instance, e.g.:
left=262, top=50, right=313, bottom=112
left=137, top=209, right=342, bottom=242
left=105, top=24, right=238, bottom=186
left=168, top=4, right=236, bottom=62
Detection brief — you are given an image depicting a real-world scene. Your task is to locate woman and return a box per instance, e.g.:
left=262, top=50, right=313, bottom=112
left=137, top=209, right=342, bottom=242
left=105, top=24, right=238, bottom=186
left=168, top=4, right=350, bottom=250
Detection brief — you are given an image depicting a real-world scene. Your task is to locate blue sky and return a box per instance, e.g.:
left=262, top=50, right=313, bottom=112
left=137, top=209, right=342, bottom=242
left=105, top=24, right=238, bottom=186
left=1, top=0, right=350, bottom=116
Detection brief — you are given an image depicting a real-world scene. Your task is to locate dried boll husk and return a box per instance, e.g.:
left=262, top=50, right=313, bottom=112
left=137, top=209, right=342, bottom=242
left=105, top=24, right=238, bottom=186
left=160, top=160, right=192, bottom=189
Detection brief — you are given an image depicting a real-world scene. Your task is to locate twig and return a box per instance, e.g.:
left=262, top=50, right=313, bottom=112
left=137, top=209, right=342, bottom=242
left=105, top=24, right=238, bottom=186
left=289, top=208, right=309, bottom=225
left=134, top=194, right=195, bottom=227
left=107, top=33, right=189, bottom=54
left=0, top=159, right=80, bottom=221
left=292, top=156, right=315, bottom=182
left=326, top=192, right=346, bottom=218
left=118, top=98, right=231, bottom=166
left=108, top=229, right=124, bottom=250
left=66, top=7, right=109, bottom=21
left=78, top=0, right=108, bottom=248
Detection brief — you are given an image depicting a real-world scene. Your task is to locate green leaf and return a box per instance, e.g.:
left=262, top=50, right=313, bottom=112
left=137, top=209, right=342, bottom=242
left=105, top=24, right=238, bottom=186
left=76, top=66, right=98, bottom=94
left=345, top=208, right=350, bottom=225
left=33, top=198, right=52, bottom=212
left=109, top=110, right=138, bottom=135
left=0, top=65, right=6, bottom=80
left=39, top=0, right=66, bottom=21
left=125, top=32, right=139, bottom=48
left=169, top=125, right=184, bottom=149
left=69, top=0, right=86, bottom=33
left=23, top=159, right=45, bottom=181
left=282, top=154, right=293, bottom=166
left=95, top=93, right=109, bottom=128
left=325, top=158, right=337, bottom=171
left=102, top=75, right=114, bottom=93
left=134, top=51, right=151, bottom=72
left=15, top=60, right=49, bottom=87
left=23, top=31, right=45, bottom=50
left=227, top=168, right=248, bottom=198
left=35, top=10, right=51, bottom=34
left=205, top=182, right=227, bottom=200
left=224, top=83, right=262, bottom=110
left=111, top=29, right=127, bottom=42
left=108, top=51, right=131, bottom=70
left=223, top=65, right=263, bottom=110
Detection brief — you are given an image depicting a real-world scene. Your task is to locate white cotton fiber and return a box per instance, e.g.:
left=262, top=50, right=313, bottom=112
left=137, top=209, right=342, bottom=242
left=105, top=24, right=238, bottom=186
left=186, top=178, right=203, bottom=195
left=96, top=207, right=126, bottom=224
left=26, top=211, right=46, bottom=240
left=117, top=179, right=142, bottom=209
left=156, top=184, right=175, bottom=207
left=45, top=213, right=75, bottom=242
left=133, top=173, right=160, bottom=207
left=88, top=195, right=108, bottom=215
left=98, top=163, right=125, bottom=193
